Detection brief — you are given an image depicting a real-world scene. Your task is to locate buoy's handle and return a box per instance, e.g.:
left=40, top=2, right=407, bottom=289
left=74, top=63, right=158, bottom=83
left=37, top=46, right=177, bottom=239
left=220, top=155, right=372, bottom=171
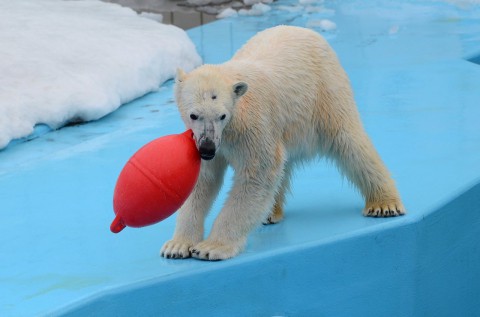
left=110, top=215, right=126, bottom=233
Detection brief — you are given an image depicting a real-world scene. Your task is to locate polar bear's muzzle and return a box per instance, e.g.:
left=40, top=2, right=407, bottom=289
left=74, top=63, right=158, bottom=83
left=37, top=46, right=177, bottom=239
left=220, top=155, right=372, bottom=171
left=191, top=119, right=223, bottom=160
left=198, top=138, right=216, bottom=160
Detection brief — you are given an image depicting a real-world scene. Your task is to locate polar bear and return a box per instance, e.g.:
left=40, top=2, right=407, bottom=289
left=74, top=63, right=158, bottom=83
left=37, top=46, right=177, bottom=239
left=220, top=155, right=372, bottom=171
left=161, top=25, right=405, bottom=261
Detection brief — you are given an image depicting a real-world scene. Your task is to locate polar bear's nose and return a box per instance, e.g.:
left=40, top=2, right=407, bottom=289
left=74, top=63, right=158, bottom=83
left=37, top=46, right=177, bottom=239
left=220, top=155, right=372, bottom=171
left=198, top=139, right=216, bottom=160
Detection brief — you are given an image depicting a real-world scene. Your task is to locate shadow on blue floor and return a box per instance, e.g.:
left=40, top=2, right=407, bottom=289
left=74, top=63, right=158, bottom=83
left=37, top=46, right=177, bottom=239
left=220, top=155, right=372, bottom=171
left=1, top=0, right=480, bottom=316
left=467, top=53, right=480, bottom=65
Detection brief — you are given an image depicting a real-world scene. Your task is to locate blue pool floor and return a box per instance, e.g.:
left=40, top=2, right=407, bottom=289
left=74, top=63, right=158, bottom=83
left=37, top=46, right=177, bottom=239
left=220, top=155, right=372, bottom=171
left=1, top=0, right=480, bottom=316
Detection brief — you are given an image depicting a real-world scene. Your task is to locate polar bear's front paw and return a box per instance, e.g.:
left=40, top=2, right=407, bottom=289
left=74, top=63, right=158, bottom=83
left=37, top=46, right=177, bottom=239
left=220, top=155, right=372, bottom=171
left=363, top=201, right=406, bottom=217
left=160, top=239, right=194, bottom=259
left=190, top=240, right=243, bottom=261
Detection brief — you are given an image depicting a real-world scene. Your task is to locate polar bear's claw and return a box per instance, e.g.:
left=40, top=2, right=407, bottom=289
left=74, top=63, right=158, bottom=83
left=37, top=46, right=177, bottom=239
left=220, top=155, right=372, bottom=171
left=363, top=202, right=405, bottom=218
left=263, top=204, right=284, bottom=225
left=263, top=212, right=284, bottom=225
left=190, top=240, right=242, bottom=261
left=160, top=240, right=193, bottom=259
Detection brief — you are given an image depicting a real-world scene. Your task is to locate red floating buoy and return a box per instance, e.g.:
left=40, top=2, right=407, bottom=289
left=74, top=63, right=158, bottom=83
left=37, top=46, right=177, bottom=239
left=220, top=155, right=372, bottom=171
left=111, top=130, right=200, bottom=233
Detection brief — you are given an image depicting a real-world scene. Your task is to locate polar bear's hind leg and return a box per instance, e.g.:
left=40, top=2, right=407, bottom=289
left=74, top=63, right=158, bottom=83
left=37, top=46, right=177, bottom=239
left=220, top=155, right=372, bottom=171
left=263, top=164, right=292, bottom=225
left=330, top=126, right=405, bottom=218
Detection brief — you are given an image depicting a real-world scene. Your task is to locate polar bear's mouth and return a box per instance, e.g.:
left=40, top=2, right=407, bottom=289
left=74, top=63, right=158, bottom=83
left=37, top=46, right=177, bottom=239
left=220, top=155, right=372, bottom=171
left=198, top=138, right=216, bottom=160
left=200, top=153, right=215, bottom=160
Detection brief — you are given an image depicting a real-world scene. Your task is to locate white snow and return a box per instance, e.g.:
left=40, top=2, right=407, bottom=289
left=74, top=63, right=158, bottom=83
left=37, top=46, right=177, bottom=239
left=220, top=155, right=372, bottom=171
left=187, top=0, right=212, bottom=6
left=139, top=11, right=164, bottom=23
left=306, top=19, right=337, bottom=32
left=217, top=2, right=271, bottom=18
left=299, top=0, right=322, bottom=5
left=305, top=6, right=335, bottom=14
left=217, top=8, right=239, bottom=18
left=243, top=0, right=261, bottom=6
left=243, top=0, right=273, bottom=6
left=186, top=0, right=231, bottom=6
left=0, top=0, right=202, bottom=149
left=276, top=5, right=304, bottom=12
left=239, top=3, right=271, bottom=15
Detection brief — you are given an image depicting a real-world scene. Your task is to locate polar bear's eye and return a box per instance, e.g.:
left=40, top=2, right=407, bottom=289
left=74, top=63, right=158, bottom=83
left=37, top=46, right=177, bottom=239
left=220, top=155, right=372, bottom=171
left=212, top=95, right=217, bottom=100
left=190, top=114, right=199, bottom=120
left=220, top=114, right=226, bottom=120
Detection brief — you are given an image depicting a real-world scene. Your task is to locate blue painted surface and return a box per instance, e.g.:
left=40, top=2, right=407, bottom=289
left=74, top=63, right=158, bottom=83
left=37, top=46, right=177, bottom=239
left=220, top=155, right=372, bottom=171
left=1, top=0, right=480, bottom=316
left=468, top=53, right=480, bottom=65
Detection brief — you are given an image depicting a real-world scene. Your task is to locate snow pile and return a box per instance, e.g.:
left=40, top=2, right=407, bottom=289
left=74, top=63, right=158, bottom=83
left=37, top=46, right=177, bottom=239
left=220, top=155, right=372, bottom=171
left=217, top=7, right=239, bottom=18
left=217, top=1, right=271, bottom=18
left=0, top=0, right=202, bottom=149
left=139, top=11, right=164, bottom=23
left=186, top=0, right=231, bottom=6
left=243, top=0, right=272, bottom=5
left=239, top=3, right=272, bottom=15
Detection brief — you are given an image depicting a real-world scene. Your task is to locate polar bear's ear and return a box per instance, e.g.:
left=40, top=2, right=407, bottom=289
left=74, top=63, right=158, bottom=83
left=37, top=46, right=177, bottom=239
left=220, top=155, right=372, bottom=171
left=233, top=82, right=248, bottom=98
left=176, top=68, right=187, bottom=83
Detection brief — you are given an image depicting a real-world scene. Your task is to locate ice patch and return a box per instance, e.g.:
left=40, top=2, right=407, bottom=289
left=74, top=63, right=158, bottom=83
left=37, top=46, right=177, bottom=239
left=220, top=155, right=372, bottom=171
left=443, top=0, right=480, bottom=7
left=389, top=25, right=400, bottom=35
left=0, top=0, right=202, bottom=149
left=243, top=0, right=261, bottom=5
left=306, top=19, right=337, bottom=32
left=299, top=0, right=322, bottom=5
left=305, top=6, right=335, bottom=14
left=276, top=5, right=304, bottom=12
left=277, top=0, right=334, bottom=16
left=139, top=12, right=164, bottom=23
left=217, top=0, right=272, bottom=17
left=187, top=0, right=232, bottom=6
left=238, top=3, right=271, bottom=15
left=217, top=7, right=239, bottom=18
left=187, top=0, right=212, bottom=6
left=243, top=0, right=273, bottom=5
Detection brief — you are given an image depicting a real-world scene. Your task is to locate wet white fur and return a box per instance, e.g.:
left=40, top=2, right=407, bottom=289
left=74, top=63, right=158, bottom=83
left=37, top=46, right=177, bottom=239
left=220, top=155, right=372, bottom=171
left=161, top=26, right=405, bottom=261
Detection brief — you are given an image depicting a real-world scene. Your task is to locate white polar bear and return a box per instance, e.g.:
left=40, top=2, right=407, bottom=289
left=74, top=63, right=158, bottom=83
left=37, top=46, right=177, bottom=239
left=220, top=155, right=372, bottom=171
left=161, top=25, right=405, bottom=261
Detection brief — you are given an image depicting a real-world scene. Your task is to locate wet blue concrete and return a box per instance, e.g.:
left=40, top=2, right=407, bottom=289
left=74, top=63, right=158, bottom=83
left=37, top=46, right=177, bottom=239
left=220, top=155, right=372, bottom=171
left=1, top=0, right=480, bottom=316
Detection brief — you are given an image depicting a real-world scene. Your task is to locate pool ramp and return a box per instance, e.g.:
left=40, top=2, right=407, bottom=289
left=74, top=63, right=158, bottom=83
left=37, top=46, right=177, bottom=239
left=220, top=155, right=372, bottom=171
left=1, top=0, right=480, bottom=315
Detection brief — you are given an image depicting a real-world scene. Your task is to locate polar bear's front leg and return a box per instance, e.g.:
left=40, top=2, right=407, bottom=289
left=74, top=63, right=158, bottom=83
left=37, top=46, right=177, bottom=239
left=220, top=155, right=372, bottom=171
left=190, top=176, right=277, bottom=260
left=161, top=157, right=227, bottom=259
left=191, top=148, right=286, bottom=260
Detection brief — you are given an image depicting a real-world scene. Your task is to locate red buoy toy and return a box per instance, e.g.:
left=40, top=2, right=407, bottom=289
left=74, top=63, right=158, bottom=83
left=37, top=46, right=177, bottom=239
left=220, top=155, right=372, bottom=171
left=111, top=130, right=200, bottom=233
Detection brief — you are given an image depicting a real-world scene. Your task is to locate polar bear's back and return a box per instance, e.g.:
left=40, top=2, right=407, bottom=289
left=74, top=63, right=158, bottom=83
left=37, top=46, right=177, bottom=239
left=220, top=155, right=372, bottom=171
left=226, top=25, right=357, bottom=160
left=233, top=25, right=333, bottom=69
left=231, top=25, right=350, bottom=102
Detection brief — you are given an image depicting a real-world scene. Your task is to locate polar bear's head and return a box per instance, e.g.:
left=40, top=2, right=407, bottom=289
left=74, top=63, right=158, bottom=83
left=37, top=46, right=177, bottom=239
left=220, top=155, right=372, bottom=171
left=174, top=66, right=248, bottom=160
